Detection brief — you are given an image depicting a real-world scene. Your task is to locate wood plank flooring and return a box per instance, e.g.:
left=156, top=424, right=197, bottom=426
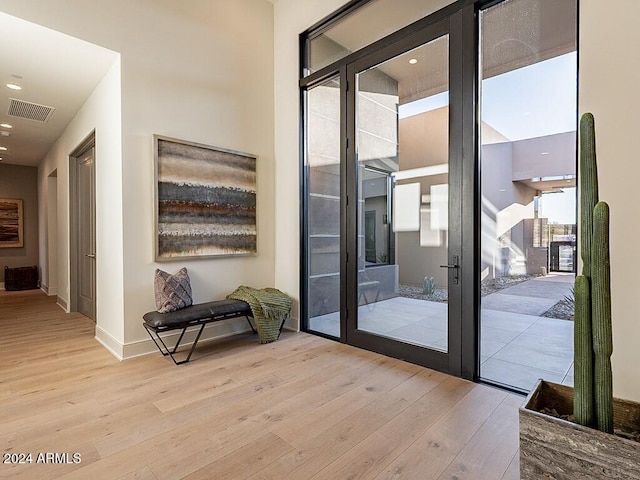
left=0, top=290, right=522, bottom=479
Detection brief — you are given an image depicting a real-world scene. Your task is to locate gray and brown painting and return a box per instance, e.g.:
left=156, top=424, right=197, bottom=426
left=0, top=200, right=20, bottom=243
left=157, top=139, right=256, bottom=257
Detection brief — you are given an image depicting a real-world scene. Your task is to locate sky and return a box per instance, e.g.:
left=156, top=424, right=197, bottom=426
left=540, top=187, right=576, bottom=225
left=399, top=51, right=578, bottom=142
left=485, top=51, right=577, bottom=224
left=398, top=52, right=578, bottom=224
left=481, top=52, right=577, bottom=141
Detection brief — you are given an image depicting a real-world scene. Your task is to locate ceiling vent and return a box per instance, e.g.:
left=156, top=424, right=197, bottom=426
left=8, top=98, right=55, bottom=123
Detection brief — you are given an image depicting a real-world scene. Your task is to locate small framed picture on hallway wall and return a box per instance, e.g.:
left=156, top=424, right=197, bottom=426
left=0, top=198, right=24, bottom=248
left=153, top=135, right=257, bottom=261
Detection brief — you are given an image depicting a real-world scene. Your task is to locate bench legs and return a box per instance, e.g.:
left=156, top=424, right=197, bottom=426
left=245, top=315, right=258, bottom=335
left=143, top=323, right=206, bottom=365
left=358, top=283, right=381, bottom=306
left=144, top=315, right=258, bottom=365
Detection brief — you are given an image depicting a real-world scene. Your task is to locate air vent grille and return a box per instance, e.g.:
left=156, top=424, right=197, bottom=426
left=8, top=98, right=55, bottom=123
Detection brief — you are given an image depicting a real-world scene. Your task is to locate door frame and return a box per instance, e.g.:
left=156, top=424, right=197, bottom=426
left=300, top=2, right=479, bottom=380
left=343, top=10, right=477, bottom=378
left=69, top=131, right=96, bottom=319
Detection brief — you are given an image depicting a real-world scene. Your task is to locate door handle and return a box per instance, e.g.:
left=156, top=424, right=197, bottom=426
left=439, top=255, right=459, bottom=284
left=86, top=254, right=96, bottom=259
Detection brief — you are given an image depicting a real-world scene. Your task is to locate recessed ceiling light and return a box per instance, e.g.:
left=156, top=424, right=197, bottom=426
left=409, top=58, right=418, bottom=65
left=6, top=83, right=22, bottom=90
left=0, top=147, right=7, bottom=151
left=0, top=132, right=10, bottom=137
left=541, top=152, right=550, bottom=155
left=0, top=123, right=12, bottom=129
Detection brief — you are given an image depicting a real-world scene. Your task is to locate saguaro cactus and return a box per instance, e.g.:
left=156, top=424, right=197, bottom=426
left=579, top=113, right=598, bottom=278
left=592, top=201, right=613, bottom=433
left=573, top=274, right=593, bottom=426
left=573, top=113, right=614, bottom=433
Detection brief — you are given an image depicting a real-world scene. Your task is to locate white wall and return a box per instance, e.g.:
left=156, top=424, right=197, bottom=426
left=116, top=1, right=276, bottom=357
left=35, top=58, right=124, bottom=348
left=2, top=0, right=276, bottom=358
left=273, top=0, right=351, bottom=329
left=580, top=0, right=640, bottom=402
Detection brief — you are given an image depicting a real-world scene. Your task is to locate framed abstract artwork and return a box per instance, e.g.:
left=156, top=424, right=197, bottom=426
left=153, top=135, right=257, bottom=260
left=0, top=198, right=24, bottom=248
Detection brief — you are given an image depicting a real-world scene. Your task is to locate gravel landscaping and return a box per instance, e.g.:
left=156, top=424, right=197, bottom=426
left=398, top=284, right=449, bottom=302
left=399, top=274, right=540, bottom=303
left=540, top=298, right=574, bottom=321
left=398, top=273, right=575, bottom=321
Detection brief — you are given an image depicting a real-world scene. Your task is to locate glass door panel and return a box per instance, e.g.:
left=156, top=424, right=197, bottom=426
left=348, top=32, right=457, bottom=371
left=306, top=77, right=342, bottom=338
left=478, top=0, right=577, bottom=391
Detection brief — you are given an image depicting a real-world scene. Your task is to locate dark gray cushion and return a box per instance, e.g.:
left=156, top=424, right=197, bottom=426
left=154, top=267, right=192, bottom=313
left=143, top=299, right=251, bottom=329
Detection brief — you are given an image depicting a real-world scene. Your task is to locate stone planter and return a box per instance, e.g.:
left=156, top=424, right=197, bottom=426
left=519, top=379, right=640, bottom=479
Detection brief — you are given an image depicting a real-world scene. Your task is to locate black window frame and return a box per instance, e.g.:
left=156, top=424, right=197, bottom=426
left=299, top=0, right=578, bottom=388
left=300, top=0, right=483, bottom=380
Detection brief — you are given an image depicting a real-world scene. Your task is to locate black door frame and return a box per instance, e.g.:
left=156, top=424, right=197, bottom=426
left=300, top=1, right=479, bottom=381
left=344, top=17, right=451, bottom=375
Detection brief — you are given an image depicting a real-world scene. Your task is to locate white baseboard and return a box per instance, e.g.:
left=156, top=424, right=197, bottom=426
left=94, top=316, right=300, bottom=362
left=40, top=283, right=59, bottom=296
left=95, top=325, right=124, bottom=360
left=282, top=316, right=299, bottom=332
left=56, top=296, right=68, bottom=311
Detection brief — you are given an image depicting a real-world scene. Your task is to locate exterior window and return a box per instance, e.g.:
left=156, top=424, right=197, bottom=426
left=306, top=78, right=342, bottom=337
left=301, top=0, right=577, bottom=390
left=479, top=0, right=577, bottom=391
left=306, top=0, right=453, bottom=75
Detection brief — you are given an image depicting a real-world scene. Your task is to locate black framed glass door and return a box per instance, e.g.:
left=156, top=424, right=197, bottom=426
left=344, top=18, right=465, bottom=375
left=302, top=3, right=477, bottom=380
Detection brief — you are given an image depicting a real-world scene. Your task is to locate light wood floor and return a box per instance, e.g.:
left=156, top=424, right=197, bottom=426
left=0, top=290, right=521, bottom=480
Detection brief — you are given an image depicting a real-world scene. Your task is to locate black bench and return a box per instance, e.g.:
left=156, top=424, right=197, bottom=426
left=143, top=299, right=256, bottom=365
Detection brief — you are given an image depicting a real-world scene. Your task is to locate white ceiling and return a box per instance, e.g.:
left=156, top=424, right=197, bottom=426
left=0, top=12, right=118, bottom=167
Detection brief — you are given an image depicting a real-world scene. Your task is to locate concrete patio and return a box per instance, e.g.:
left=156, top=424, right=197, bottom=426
left=309, top=272, right=575, bottom=392
left=480, top=272, right=574, bottom=391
